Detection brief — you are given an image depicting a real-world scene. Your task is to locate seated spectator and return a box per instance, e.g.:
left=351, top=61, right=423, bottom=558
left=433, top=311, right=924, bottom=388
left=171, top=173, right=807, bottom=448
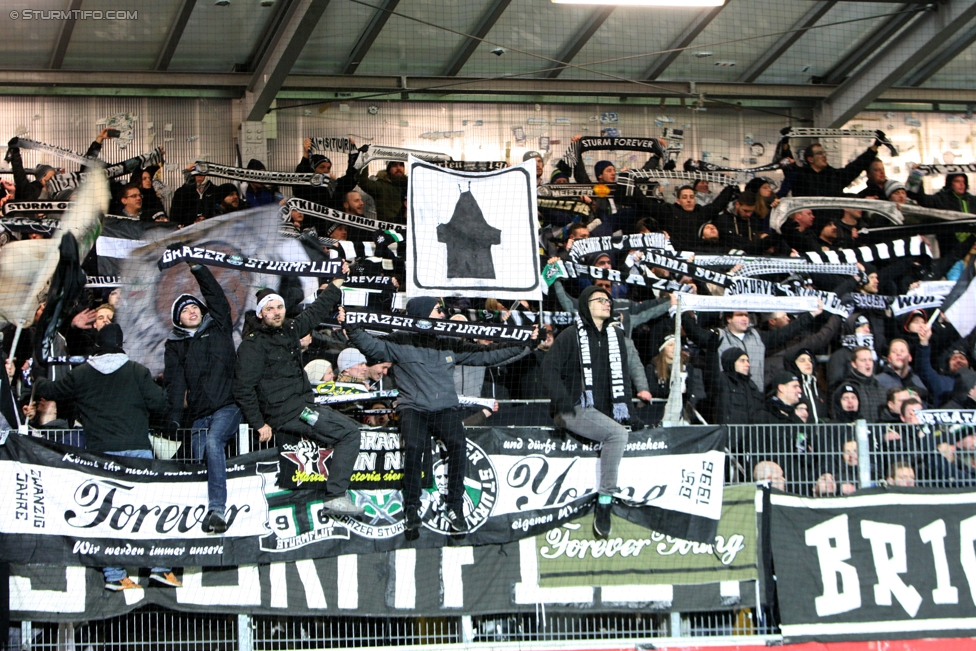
left=335, top=348, right=370, bottom=388
left=304, top=358, right=334, bottom=385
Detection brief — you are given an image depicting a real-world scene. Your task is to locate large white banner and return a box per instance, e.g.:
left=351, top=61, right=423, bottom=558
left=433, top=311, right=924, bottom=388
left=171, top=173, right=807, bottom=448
left=406, top=157, right=541, bottom=301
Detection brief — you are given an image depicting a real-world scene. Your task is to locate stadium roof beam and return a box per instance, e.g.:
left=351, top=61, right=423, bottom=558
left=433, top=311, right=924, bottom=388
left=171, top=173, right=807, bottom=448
left=154, top=0, right=197, bottom=72
left=641, top=1, right=728, bottom=81
left=442, top=0, right=514, bottom=77
left=544, top=7, right=615, bottom=79
left=341, top=0, right=401, bottom=75
left=820, top=2, right=922, bottom=85
left=48, top=0, right=84, bottom=70
left=244, top=0, right=330, bottom=122
left=817, top=0, right=976, bottom=127
left=903, top=20, right=976, bottom=87
left=737, top=1, right=837, bottom=84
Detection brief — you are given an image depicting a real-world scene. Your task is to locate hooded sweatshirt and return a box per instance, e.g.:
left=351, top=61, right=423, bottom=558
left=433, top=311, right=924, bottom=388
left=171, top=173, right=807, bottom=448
left=33, top=352, right=168, bottom=453
left=542, top=285, right=635, bottom=421
left=830, top=383, right=862, bottom=423
left=943, top=369, right=976, bottom=410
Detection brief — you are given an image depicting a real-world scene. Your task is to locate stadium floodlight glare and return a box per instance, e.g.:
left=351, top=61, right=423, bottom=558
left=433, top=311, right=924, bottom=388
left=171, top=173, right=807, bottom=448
left=551, top=0, right=724, bottom=6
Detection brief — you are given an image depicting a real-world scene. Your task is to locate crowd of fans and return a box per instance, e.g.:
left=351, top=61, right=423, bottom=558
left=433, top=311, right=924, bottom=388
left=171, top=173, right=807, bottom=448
left=3, top=126, right=976, bottom=526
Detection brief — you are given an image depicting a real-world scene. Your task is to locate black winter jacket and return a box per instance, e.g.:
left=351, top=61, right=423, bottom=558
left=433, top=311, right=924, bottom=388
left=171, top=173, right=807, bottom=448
left=233, top=283, right=342, bottom=430
left=542, top=286, right=636, bottom=422
left=164, top=265, right=237, bottom=428
left=34, top=353, right=168, bottom=453
left=715, top=348, right=765, bottom=429
left=785, top=147, right=877, bottom=197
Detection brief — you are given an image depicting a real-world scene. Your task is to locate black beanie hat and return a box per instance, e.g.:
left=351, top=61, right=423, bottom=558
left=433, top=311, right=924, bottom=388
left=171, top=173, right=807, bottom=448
left=217, top=183, right=238, bottom=200
left=406, top=297, right=440, bottom=318
left=172, top=294, right=206, bottom=327
left=246, top=158, right=266, bottom=170
left=94, top=323, right=125, bottom=355
left=310, top=154, right=330, bottom=169
left=771, top=371, right=799, bottom=391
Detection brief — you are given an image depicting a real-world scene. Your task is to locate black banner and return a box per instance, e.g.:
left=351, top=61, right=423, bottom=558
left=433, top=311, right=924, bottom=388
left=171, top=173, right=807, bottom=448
left=0, top=426, right=726, bottom=568
left=344, top=309, right=536, bottom=343
left=770, top=488, right=976, bottom=643
left=157, top=244, right=344, bottom=277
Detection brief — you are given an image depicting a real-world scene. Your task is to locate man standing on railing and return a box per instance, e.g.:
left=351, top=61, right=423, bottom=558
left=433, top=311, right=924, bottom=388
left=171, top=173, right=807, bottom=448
left=233, top=264, right=364, bottom=517
left=163, top=261, right=241, bottom=535
left=342, top=297, right=536, bottom=539
left=542, top=285, right=644, bottom=539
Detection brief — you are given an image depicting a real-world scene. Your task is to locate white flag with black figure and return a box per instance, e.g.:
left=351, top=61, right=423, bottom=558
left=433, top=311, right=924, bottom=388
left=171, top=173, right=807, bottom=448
left=942, top=256, right=976, bottom=338
left=406, top=156, right=541, bottom=300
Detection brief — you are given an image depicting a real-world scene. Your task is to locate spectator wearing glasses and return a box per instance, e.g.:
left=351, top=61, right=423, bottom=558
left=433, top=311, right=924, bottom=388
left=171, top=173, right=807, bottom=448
left=342, top=297, right=536, bottom=539
left=542, top=285, right=643, bottom=540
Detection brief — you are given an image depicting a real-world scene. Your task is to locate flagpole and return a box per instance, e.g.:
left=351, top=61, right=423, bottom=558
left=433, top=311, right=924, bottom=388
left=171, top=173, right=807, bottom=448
left=662, top=293, right=684, bottom=427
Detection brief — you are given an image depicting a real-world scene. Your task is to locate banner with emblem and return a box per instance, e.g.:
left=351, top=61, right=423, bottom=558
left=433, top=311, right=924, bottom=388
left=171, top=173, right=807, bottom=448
left=8, top=487, right=756, bottom=622
left=0, top=425, right=725, bottom=568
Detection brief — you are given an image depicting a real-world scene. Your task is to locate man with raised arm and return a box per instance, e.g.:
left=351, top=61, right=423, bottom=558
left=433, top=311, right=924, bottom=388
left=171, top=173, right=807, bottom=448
left=233, top=263, right=364, bottom=516
left=164, top=262, right=241, bottom=534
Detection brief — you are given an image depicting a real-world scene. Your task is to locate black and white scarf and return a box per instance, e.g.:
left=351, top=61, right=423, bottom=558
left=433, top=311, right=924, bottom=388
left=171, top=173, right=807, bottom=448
left=575, top=314, right=629, bottom=422
left=777, top=126, right=897, bottom=157
left=353, top=144, right=452, bottom=171
left=915, top=163, right=976, bottom=176
left=618, top=169, right=738, bottom=193
left=434, top=161, right=507, bottom=172
left=344, top=309, right=534, bottom=343
left=560, top=137, right=664, bottom=170
left=1, top=200, right=69, bottom=215
left=538, top=183, right=609, bottom=198
left=537, top=197, right=592, bottom=217
left=7, top=137, right=98, bottom=166
left=684, top=158, right=788, bottom=174
left=459, top=309, right=577, bottom=327
left=568, top=233, right=675, bottom=263
left=309, top=137, right=357, bottom=153
left=190, top=162, right=329, bottom=187
left=282, top=198, right=405, bottom=234
left=563, top=263, right=693, bottom=292
left=46, top=147, right=165, bottom=195
left=804, top=237, right=931, bottom=265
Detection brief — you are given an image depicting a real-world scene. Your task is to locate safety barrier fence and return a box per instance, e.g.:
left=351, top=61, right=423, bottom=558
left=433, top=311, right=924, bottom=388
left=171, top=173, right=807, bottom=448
left=5, top=408, right=969, bottom=650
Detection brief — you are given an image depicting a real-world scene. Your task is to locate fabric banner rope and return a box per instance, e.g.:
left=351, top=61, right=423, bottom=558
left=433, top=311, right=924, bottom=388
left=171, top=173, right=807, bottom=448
left=157, top=244, right=345, bottom=277
left=676, top=293, right=819, bottom=314
left=568, top=233, right=675, bottom=264
left=343, top=309, right=535, bottom=343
